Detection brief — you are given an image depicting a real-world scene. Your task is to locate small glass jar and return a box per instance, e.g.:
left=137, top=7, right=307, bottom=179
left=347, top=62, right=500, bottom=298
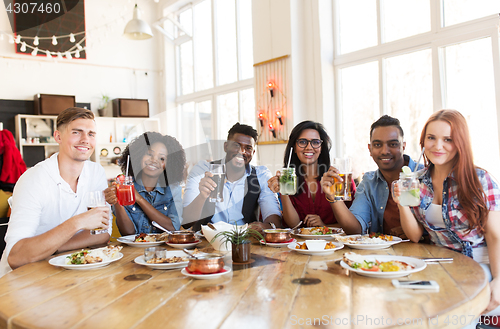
left=279, top=167, right=297, bottom=195
left=392, top=172, right=420, bottom=207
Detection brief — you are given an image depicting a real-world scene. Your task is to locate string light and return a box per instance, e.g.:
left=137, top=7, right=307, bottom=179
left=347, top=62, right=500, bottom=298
left=31, top=47, right=38, bottom=56
left=52, top=35, right=57, bottom=45
left=15, top=35, right=21, bottom=43
left=75, top=50, right=80, bottom=58
left=76, top=44, right=83, bottom=50
left=69, top=33, right=75, bottom=42
left=65, top=51, right=72, bottom=59
left=33, top=36, right=39, bottom=45
left=258, top=113, right=264, bottom=127
left=269, top=124, right=276, bottom=138
left=20, top=42, right=26, bottom=52
left=57, top=52, right=63, bottom=60
left=276, top=111, right=283, bottom=125
left=46, top=50, right=51, bottom=58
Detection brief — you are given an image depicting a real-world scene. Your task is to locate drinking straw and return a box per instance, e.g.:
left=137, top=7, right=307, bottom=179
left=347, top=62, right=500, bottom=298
left=286, top=147, right=293, bottom=168
left=125, top=155, right=130, bottom=177
left=413, top=147, right=425, bottom=172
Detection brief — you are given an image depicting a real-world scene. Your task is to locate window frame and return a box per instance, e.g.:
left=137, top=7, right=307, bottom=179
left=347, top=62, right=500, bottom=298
left=332, top=0, right=500, bottom=159
left=171, top=0, right=254, bottom=143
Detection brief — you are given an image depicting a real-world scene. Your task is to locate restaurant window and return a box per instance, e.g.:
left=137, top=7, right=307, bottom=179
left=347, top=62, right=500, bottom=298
left=172, top=0, right=254, bottom=153
left=333, top=0, right=500, bottom=179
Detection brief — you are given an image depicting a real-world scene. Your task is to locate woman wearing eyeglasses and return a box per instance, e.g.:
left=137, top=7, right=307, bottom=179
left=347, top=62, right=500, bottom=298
left=268, top=121, right=356, bottom=228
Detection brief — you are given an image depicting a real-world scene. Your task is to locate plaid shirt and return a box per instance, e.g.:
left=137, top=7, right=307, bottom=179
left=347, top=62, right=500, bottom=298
left=410, top=167, right=500, bottom=258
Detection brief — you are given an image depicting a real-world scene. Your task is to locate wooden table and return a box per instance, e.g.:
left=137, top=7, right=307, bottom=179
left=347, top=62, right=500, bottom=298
left=0, top=240, right=489, bottom=329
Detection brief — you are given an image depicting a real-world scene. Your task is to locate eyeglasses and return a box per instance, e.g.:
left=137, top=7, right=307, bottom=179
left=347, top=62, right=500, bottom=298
left=296, top=138, right=323, bottom=149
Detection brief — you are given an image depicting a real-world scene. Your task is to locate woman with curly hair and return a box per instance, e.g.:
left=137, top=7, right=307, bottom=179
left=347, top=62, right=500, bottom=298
left=394, top=110, right=500, bottom=316
left=104, top=132, right=186, bottom=234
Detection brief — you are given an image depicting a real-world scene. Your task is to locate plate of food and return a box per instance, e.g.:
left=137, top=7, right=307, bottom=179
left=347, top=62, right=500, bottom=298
left=260, top=238, right=297, bottom=248
left=288, top=241, right=344, bottom=255
left=336, top=234, right=404, bottom=250
left=165, top=239, right=202, bottom=249
left=134, top=250, right=190, bottom=270
left=49, top=246, right=123, bottom=270
left=292, top=226, right=344, bottom=240
left=181, top=266, right=232, bottom=280
left=340, top=252, right=426, bottom=278
left=117, top=233, right=168, bottom=247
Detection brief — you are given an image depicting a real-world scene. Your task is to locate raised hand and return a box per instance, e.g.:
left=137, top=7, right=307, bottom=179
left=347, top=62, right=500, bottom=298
left=267, top=171, right=281, bottom=193
left=199, top=171, right=217, bottom=199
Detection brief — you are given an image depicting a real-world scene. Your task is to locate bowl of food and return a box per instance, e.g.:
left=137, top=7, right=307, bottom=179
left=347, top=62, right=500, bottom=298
left=263, top=229, right=292, bottom=243
left=186, top=253, right=225, bottom=274
left=168, top=231, right=197, bottom=244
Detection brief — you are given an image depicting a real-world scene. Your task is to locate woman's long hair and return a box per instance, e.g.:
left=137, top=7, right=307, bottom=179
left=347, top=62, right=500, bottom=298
left=420, top=109, right=488, bottom=233
left=119, top=132, right=186, bottom=186
left=283, top=121, right=331, bottom=184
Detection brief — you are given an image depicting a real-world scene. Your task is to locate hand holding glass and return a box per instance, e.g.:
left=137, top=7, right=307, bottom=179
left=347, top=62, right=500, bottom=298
left=117, top=176, right=136, bottom=206
left=392, top=172, right=420, bottom=207
left=209, top=164, right=225, bottom=203
left=330, top=158, right=353, bottom=201
left=86, top=191, right=107, bottom=235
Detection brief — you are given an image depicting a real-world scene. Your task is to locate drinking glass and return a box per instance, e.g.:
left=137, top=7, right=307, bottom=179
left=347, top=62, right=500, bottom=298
left=85, top=191, right=107, bottom=235
left=392, top=172, right=420, bottom=207
left=330, top=157, right=353, bottom=201
left=279, top=167, right=297, bottom=195
left=116, top=176, right=136, bottom=206
left=209, top=164, right=225, bottom=203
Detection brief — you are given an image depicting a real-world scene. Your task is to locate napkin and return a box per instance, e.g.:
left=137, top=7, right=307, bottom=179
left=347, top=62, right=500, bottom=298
left=201, top=222, right=248, bottom=252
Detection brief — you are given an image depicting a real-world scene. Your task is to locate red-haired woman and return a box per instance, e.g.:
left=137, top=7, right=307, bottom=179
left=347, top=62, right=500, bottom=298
left=394, top=109, right=500, bottom=316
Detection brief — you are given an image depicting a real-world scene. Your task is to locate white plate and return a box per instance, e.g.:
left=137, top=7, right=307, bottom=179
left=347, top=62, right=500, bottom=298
left=134, top=250, right=189, bottom=270
left=117, top=235, right=166, bottom=247
left=165, top=239, right=202, bottom=249
left=288, top=241, right=344, bottom=255
left=260, top=238, right=297, bottom=248
left=292, top=227, right=344, bottom=240
left=181, top=266, right=232, bottom=280
left=338, top=235, right=403, bottom=250
left=340, top=255, right=427, bottom=278
left=49, top=252, right=123, bottom=270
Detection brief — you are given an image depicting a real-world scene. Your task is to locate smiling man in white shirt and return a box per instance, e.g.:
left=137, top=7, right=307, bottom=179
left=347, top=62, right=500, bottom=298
left=0, top=107, right=110, bottom=277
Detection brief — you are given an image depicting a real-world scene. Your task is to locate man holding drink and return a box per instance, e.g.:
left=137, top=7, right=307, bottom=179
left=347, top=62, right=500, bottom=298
left=0, top=108, right=110, bottom=277
left=321, top=115, right=421, bottom=237
left=183, top=123, right=282, bottom=230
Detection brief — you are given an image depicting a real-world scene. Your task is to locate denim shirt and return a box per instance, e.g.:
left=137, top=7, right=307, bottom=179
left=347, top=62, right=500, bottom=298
left=121, top=179, right=183, bottom=233
left=351, top=155, right=420, bottom=234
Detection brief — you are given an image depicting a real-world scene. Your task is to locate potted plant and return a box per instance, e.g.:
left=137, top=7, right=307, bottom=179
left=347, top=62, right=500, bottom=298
left=97, top=94, right=110, bottom=117
left=211, top=223, right=264, bottom=263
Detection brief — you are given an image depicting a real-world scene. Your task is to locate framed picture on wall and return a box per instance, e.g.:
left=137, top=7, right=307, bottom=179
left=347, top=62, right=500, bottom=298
left=9, top=0, right=86, bottom=59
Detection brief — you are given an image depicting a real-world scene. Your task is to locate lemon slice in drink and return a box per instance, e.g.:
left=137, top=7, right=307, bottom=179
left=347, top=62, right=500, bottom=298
left=402, top=166, right=412, bottom=174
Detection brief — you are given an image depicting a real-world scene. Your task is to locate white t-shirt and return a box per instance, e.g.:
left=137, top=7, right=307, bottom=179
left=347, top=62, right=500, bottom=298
left=0, top=153, right=110, bottom=277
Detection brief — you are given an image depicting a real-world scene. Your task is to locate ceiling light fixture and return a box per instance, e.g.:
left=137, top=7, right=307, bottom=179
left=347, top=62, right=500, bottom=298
left=123, top=4, right=153, bottom=40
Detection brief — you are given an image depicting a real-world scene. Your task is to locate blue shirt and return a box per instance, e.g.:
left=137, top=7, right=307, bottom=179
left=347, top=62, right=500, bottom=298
left=351, top=155, right=421, bottom=234
left=120, top=178, right=183, bottom=233
left=182, top=158, right=281, bottom=225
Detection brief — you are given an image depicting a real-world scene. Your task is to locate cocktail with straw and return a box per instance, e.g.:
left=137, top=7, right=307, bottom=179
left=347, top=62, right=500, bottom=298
left=279, top=147, right=297, bottom=195
left=392, top=148, right=425, bottom=207
left=116, top=155, right=136, bottom=206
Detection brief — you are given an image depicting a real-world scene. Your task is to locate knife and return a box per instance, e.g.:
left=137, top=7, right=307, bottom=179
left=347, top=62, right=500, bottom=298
left=419, top=257, right=454, bottom=262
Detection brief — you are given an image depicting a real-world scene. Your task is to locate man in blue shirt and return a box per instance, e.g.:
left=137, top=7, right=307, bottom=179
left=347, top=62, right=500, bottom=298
left=321, top=115, right=421, bottom=236
left=183, top=123, right=282, bottom=230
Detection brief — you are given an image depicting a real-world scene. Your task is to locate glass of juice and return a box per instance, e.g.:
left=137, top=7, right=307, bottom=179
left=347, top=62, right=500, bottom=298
left=330, top=158, right=353, bottom=201
left=209, top=164, right=225, bottom=203
left=117, top=176, right=136, bottom=206
left=85, top=191, right=107, bottom=235
left=392, top=169, right=420, bottom=207
left=279, top=167, right=297, bottom=195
